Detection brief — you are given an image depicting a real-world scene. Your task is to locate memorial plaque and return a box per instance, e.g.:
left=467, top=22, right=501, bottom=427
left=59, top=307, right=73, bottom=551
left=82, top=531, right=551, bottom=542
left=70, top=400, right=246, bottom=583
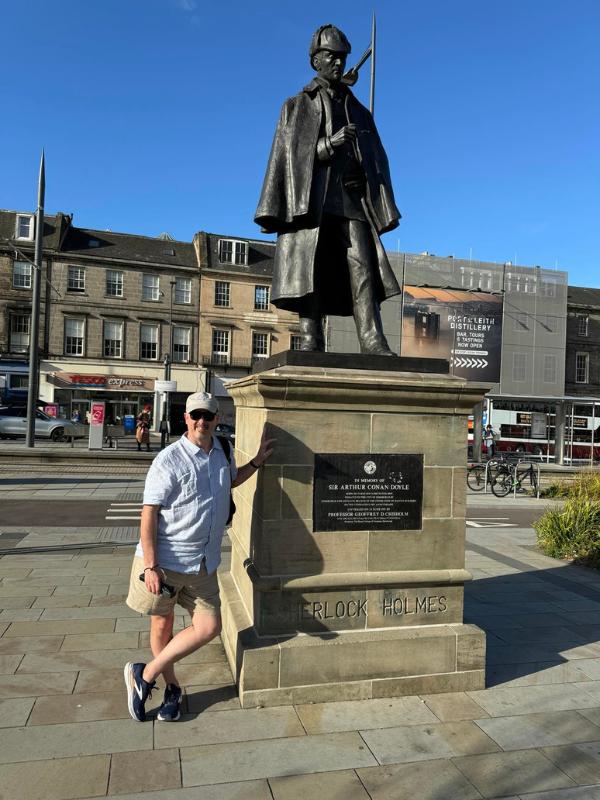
left=313, top=453, right=423, bottom=532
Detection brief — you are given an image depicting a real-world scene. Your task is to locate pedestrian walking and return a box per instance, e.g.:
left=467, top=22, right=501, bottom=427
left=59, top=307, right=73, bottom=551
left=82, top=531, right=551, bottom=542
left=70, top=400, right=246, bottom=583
left=484, top=423, right=497, bottom=459
left=136, top=405, right=152, bottom=452
left=124, top=391, right=274, bottom=722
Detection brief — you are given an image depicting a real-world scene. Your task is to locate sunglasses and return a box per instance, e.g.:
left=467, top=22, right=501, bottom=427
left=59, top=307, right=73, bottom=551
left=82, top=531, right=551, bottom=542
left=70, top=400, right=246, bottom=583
left=189, top=409, right=216, bottom=422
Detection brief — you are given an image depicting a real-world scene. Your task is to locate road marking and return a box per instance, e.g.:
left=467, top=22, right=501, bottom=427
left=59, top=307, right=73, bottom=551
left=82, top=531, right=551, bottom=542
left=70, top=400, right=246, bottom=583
left=109, top=503, right=143, bottom=507
left=466, top=520, right=517, bottom=528
left=105, top=516, right=141, bottom=521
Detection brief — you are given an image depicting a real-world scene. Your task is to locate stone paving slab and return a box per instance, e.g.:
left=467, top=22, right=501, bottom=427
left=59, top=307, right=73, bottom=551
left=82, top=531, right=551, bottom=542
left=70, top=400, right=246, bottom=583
left=475, top=710, right=600, bottom=750
left=0, top=718, right=153, bottom=763
left=79, top=782, right=273, bottom=800
left=109, top=748, right=182, bottom=795
left=0, top=697, right=35, bottom=727
left=0, top=754, right=110, bottom=800
left=356, top=759, right=484, bottom=799
left=522, top=785, right=600, bottom=799
left=180, top=732, right=378, bottom=786
left=422, top=691, right=490, bottom=721
left=155, top=707, right=305, bottom=748
left=0, top=671, right=77, bottom=698
left=467, top=682, right=600, bottom=716
left=361, top=720, right=500, bottom=764
left=451, top=749, right=577, bottom=797
left=294, top=695, right=438, bottom=734
left=60, top=632, right=139, bottom=651
left=29, top=690, right=162, bottom=725
left=269, top=769, right=371, bottom=799
left=539, top=741, right=600, bottom=786
left=0, top=654, right=23, bottom=673
left=4, top=618, right=116, bottom=636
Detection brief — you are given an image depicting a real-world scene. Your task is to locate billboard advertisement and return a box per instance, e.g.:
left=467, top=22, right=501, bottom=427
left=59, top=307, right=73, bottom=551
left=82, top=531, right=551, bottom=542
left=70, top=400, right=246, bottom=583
left=400, top=286, right=503, bottom=382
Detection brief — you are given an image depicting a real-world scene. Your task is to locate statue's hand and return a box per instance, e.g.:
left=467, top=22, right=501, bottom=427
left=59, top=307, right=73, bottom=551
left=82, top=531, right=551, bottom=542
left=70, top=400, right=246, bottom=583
left=329, top=124, right=357, bottom=149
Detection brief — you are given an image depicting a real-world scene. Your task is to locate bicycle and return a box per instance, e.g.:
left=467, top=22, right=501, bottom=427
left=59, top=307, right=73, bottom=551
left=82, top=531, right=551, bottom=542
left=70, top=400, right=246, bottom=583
left=491, top=460, right=538, bottom=497
left=467, top=457, right=511, bottom=492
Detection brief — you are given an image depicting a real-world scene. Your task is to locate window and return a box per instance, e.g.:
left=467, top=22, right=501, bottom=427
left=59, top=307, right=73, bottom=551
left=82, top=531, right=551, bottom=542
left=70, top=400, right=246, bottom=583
left=578, top=315, right=589, bottom=337
left=290, top=334, right=302, bottom=350
left=254, top=285, right=270, bottom=311
left=513, top=313, right=528, bottom=331
left=218, top=239, right=248, bottom=266
left=9, top=314, right=30, bottom=353
left=142, top=274, right=160, bottom=301
left=214, top=281, right=230, bottom=307
left=106, top=270, right=123, bottom=297
left=10, top=374, right=29, bottom=390
left=64, top=318, right=85, bottom=357
left=575, top=352, right=589, bottom=384
left=13, top=261, right=32, bottom=289
left=172, top=326, right=191, bottom=363
left=174, top=277, right=191, bottom=304
left=252, top=332, right=269, bottom=359
left=103, top=320, right=123, bottom=358
left=15, top=214, right=34, bottom=240
left=140, top=324, right=159, bottom=360
left=543, top=355, right=557, bottom=384
left=67, top=266, right=86, bottom=293
left=211, top=329, right=230, bottom=365
left=540, top=279, right=557, bottom=298
left=512, top=352, right=527, bottom=382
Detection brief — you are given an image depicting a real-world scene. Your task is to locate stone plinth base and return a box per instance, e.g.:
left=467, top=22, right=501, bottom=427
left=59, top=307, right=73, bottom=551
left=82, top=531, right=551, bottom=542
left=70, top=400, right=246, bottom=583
left=220, top=574, right=485, bottom=708
left=220, top=364, right=488, bottom=707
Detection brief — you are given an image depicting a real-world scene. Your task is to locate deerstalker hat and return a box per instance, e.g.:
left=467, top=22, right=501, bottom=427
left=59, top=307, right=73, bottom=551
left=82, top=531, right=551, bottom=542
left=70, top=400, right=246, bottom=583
left=309, top=24, right=351, bottom=59
left=185, top=392, right=219, bottom=415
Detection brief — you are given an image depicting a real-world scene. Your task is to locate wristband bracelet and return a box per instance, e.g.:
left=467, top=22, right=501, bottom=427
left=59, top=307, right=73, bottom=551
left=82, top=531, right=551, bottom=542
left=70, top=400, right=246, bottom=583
left=250, top=459, right=261, bottom=469
left=143, top=565, right=159, bottom=572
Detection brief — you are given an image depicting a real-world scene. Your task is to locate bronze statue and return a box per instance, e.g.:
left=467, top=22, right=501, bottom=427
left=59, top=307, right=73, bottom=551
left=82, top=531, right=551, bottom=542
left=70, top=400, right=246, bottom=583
left=255, top=24, right=401, bottom=354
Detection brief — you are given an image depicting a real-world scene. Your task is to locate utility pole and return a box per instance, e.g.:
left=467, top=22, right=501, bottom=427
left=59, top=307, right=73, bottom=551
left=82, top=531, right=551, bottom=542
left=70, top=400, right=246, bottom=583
left=25, top=151, right=45, bottom=448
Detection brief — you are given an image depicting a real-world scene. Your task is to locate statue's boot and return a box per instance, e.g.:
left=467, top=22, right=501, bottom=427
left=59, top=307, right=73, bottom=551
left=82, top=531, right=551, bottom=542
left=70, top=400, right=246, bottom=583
left=350, top=270, right=395, bottom=356
left=298, top=315, right=325, bottom=351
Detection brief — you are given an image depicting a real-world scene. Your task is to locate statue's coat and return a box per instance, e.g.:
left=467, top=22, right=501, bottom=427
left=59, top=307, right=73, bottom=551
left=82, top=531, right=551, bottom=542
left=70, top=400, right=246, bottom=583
left=255, top=79, right=401, bottom=315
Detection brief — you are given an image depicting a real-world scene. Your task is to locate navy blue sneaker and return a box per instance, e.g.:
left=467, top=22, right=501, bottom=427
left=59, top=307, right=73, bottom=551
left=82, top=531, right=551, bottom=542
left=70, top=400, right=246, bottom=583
left=124, top=662, right=156, bottom=722
left=157, top=683, right=182, bottom=721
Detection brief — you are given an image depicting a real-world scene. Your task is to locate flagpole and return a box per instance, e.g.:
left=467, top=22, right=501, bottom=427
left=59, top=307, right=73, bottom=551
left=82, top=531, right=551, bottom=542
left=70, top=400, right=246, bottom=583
left=25, top=151, right=45, bottom=448
left=369, top=12, right=376, bottom=116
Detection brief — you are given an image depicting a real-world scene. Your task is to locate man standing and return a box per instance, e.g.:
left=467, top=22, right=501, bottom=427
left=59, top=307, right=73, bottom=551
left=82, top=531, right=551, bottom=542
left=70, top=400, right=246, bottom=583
left=255, top=23, right=401, bottom=354
left=124, top=392, right=273, bottom=722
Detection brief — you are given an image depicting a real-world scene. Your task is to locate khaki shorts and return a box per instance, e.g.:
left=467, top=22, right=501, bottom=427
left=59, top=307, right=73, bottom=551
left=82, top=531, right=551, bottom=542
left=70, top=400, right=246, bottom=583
left=126, top=556, right=221, bottom=617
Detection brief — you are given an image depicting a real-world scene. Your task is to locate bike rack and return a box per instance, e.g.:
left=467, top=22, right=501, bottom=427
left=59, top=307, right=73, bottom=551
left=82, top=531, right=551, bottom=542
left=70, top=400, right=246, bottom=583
left=514, top=459, right=541, bottom=499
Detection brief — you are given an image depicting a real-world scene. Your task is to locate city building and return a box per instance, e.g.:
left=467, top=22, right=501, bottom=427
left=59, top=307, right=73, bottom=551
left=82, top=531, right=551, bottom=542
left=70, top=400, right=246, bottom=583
left=0, top=209, right=204, bottom=431
left=565, top=286, right=600, bottom=399
left=194, top=231, right=299, bottom=423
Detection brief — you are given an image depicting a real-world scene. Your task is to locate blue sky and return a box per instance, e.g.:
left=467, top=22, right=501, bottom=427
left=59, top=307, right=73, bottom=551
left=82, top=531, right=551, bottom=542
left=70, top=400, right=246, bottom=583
left=1, top=0, right=598, bottom=287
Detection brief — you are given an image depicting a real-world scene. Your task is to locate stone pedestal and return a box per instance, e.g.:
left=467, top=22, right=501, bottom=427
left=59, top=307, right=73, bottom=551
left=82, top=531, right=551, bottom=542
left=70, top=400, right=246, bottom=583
left=220, top=362, right=488, bottom=707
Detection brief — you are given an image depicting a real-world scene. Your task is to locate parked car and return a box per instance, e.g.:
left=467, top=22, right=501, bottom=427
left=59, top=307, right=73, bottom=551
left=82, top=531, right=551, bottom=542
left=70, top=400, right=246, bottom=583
left=0, top=406, right=85, bottom=441
left=215, top=423, right=235, bottom=442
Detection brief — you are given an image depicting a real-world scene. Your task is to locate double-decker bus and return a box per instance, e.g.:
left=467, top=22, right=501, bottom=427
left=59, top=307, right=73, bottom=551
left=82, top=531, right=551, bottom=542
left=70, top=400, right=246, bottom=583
left=489, top=399, right=600, bottom=463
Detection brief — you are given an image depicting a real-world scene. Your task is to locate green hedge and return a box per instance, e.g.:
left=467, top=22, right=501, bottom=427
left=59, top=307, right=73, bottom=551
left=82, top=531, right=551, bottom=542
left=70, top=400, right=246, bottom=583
left=534, top=472, right=600, bottom=568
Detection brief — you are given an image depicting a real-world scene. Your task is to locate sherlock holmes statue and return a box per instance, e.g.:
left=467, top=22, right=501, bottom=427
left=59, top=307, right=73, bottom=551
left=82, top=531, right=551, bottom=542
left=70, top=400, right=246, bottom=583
left=255, top=24, right=401, bottom=354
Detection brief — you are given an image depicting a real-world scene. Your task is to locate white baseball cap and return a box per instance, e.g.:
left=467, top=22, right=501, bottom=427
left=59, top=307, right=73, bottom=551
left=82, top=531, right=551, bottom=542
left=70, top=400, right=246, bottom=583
left=185, top=392, right=219, bottom=414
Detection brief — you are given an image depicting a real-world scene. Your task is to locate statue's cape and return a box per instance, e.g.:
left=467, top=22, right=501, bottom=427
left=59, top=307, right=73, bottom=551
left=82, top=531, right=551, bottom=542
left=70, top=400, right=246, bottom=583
left=254, top=79, right=400, bottom=235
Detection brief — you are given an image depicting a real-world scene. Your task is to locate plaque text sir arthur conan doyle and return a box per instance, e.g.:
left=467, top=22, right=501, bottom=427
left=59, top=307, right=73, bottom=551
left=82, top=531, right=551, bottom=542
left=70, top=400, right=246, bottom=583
left=313, top=454, right=424, bottom=531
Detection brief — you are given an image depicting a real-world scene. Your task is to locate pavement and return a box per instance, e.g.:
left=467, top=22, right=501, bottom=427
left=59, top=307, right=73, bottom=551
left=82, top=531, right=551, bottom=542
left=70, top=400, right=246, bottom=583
left=1, top=472, right=600, bottom=800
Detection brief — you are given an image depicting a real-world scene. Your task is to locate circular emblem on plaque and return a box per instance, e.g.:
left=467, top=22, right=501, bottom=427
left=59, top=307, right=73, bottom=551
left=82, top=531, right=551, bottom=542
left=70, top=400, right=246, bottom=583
left=364, top=460, right=376, bottom=475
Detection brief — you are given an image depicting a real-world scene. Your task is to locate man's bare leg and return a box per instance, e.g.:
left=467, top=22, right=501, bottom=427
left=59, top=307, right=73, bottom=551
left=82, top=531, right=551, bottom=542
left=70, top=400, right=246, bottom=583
left=143, top=612, right=221, bottom=684
left=150, top=611, right=177, bottom=686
